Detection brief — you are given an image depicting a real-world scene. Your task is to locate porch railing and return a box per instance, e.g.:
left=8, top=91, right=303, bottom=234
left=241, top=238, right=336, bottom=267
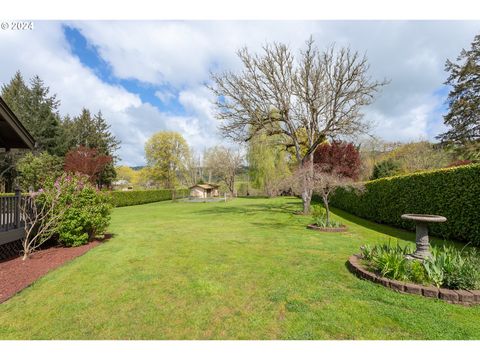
left=0, top=189, right=24, bottom=246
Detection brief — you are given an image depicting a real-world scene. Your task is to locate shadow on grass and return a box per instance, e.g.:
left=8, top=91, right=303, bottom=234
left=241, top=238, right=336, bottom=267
left=329, top=207, right=463, bottom=248
left=100, top=233, right=115, bottom=242
left=196, top=201, right=300, bottom=216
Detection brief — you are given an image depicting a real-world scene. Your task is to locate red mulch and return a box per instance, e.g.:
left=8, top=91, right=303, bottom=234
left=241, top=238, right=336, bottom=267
left=0, top=240, right=102, bottom=304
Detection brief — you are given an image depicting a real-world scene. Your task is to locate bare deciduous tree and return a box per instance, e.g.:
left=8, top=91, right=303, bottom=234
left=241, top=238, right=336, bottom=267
left=209, top=37, right=386, bottom=212
left=20, top=190, right=67, bottom=260
left=288, top=162, right=363, bottom=225
left=204, top=146, right=243, bottom=195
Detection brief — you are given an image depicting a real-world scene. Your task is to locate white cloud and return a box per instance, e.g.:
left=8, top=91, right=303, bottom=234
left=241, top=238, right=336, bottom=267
left=154, top=89, right=175, bottom=103
left=1, top=21, right=480, bottom=166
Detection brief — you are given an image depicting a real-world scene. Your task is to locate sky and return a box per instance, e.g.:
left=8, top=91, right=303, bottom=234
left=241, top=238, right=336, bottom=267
left=0, top=20, right=479, bottom=166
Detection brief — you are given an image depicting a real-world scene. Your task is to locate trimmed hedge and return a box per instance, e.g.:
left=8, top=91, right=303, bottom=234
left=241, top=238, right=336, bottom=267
left=109, top=188, right=189, bottom=207
left=330, top=164, right=480, bottom=245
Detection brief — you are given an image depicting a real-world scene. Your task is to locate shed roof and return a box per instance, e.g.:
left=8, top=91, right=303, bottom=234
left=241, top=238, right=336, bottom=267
left=0, top=96, right=35, bottom=150
left=189, top=183, right=219, bottom=190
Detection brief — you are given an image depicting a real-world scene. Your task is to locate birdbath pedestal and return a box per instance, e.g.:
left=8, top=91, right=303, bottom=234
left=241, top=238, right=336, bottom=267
left=401, top=214, right=447, bottom=260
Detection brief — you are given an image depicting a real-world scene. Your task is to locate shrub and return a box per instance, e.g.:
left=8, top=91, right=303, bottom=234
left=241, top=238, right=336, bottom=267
left=311, top=205, right=343, bottom=228
left=16, top=152, right=64, bottom=191
left=43, top=173, right=112, bottom=247
left=331, top=164, right=480, bottom=245
left=371, top=159, right=400, bottom=180
left=109, top=188, right=189, bottom=207
left=359, top=242, right=480, bottom=290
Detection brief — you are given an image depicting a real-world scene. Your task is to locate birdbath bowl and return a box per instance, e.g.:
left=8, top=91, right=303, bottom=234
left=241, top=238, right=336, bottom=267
left=401, top=214, right=447, bottom=260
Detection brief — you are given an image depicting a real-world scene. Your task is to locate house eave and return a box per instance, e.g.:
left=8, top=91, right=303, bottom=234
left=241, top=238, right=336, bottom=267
left=0, top=96, right=35, bottom=150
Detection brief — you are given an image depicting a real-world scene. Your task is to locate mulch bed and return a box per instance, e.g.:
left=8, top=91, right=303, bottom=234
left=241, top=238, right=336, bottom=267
left=0, top=240, right=102, bottom=304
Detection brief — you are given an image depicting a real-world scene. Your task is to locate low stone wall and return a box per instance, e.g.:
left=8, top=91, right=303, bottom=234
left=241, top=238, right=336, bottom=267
left=347, top=254, right=480, bottom=306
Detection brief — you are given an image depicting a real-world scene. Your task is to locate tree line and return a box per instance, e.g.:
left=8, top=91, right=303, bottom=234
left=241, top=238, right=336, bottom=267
left=0, top=71, right=119, bottom=191
left=206, top=33, right=480, bottom=212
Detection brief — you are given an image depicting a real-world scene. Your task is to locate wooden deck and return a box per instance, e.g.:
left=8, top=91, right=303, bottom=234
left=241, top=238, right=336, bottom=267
left=0, top=192, right=25, bottom=246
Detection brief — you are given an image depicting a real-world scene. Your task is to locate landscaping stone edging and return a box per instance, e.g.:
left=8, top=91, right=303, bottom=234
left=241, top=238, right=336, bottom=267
left=347, top=254, right=480, bottom=306
left=306, top=224, right=348, bottom=232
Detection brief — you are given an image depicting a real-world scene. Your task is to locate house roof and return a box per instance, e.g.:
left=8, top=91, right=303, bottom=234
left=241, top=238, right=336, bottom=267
left=0, top=96, right=35, bottom=150
left=189, top=183, right=219, bottom=190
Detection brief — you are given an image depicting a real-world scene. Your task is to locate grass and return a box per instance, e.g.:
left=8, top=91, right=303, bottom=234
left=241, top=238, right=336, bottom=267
left=1, top=196, right=480, bottom=339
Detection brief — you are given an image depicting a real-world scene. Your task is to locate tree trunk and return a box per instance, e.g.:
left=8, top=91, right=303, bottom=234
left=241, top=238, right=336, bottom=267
left=323, top=195, right=330, bottom=226
left=301, top=188, right=312, bottom=214
left=300, top=153, right=314, bottom=214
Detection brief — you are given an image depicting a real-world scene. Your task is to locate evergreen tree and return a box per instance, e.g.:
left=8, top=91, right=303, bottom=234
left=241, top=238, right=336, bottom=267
left=61, top=109, right=120, bottom=187
left=438, top=34, right=480, bottom=144
left=371, top=159, right=400, bottom=180
left=0, top=71, right=30, bottom=123
left=1, top=71, right=63, bottom=155
left=62, top=109, right=119, bottom=155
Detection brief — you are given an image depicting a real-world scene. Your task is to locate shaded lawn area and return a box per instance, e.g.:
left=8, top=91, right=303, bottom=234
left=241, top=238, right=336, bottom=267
left=1, top=196, right=480, bottom=339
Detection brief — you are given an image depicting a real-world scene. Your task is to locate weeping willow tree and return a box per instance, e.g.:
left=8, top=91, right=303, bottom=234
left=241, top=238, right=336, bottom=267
left=247, top=130, right=291, bottom=197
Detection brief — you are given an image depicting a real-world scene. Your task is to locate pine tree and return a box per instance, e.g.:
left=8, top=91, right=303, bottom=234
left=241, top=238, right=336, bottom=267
left=1, top=71, right=63, bottom=155
left=27, top=75, right=63, bottom=155
left=1, top=71, right=30, bottom=123
left=438, top=34, right=480, bottom=144
left=61, top=109, right=120, bottom=187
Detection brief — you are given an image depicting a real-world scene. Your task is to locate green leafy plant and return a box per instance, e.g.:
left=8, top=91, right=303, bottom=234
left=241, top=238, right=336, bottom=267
left=371, top=159, right=401, bottom=180
left=42, top=173, right=113, bottom=247
left=311, top=205, right=343, bottom=228
left=360, top=242, right=480, bottom=289
left=425, top=245, right=480, bottom=289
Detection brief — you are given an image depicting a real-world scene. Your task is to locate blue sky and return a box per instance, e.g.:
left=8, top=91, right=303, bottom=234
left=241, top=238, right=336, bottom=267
left=1, top=21, right=479, bottom=165
left=63, top=26, right=186, bottom=115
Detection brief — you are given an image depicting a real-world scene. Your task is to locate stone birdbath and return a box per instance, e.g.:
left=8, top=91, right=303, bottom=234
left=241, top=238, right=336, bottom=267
left=401, top=214, right=447, bottom=260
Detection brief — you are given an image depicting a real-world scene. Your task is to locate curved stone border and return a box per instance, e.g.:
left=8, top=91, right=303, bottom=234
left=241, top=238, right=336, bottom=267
left=307, top=224, right=348, bottom=232
left=347, top=254, right=480, bottom=306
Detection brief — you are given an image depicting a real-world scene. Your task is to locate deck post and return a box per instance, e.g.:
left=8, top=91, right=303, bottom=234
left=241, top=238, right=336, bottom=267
left=14, top=187, right=20, bottom=228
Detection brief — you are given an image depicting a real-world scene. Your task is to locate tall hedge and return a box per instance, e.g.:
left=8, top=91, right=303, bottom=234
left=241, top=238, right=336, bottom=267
left=330, top=164, right=480, bottom=245
left=109, top=188, right=189, bottom=207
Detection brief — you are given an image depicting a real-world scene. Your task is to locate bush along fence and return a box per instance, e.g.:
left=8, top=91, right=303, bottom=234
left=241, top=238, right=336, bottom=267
left=330, top=164, right=480, bottom=245
left=109, top=188, right=189, bottom=207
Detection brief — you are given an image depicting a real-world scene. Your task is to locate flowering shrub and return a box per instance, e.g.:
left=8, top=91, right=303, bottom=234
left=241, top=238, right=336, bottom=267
left=43, top=173, right=112, bottom=247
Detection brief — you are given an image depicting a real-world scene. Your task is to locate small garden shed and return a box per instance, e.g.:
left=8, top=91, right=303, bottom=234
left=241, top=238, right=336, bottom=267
left=189, top=183, right=220, bottom=198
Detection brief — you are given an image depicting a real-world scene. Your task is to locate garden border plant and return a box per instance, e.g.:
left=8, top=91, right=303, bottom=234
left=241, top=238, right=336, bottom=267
left=306, top=205, right=347, bottom=232
left=347, top=254, right=480, bottom=305
left=348, top=241, right=480, bottom=305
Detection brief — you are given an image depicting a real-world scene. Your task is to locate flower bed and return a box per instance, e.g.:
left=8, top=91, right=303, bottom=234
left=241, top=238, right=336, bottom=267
left=347, top=254, right=480, bottom=305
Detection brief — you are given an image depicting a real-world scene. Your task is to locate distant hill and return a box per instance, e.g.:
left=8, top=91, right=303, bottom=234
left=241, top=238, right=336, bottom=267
left=131, top=166, right=145, bottom=171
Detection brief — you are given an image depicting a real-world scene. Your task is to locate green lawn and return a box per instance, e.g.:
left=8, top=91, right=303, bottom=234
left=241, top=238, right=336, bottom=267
left=1, top=196, right=480, bottom=339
